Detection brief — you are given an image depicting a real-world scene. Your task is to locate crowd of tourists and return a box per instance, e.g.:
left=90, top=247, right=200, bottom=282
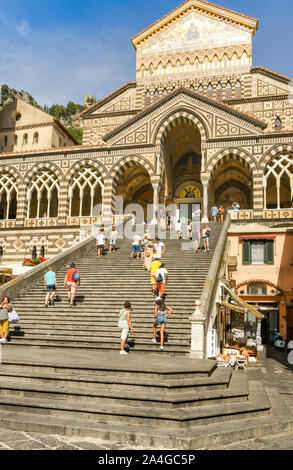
left=210, top=201, right=240, bottom=222
left=0, top=214, right=214, bottom=352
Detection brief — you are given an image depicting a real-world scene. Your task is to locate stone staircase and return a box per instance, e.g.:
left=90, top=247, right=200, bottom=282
left=8, top=222, right=223, bottom=355
left=0, top=221, right=292, bottom=448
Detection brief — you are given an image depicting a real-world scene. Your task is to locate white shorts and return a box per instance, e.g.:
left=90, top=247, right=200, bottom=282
left=121, top=328, right=129, bottom=341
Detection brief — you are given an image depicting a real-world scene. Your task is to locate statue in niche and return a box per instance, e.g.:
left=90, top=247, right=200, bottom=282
left=187, top=24, right=198, bottom=41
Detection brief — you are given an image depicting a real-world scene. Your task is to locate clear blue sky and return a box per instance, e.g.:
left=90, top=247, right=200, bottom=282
left=0, top=0, right=292, bottom=106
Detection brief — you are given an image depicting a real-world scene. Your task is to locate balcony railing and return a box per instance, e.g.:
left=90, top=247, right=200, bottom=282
left=230, top=209, right=293, bottom=221
left=25, top=218, right=58, bottom=227
left=0, top=219, right=16, bottom=229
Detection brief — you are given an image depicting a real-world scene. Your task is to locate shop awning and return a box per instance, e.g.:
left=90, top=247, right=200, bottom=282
left=239, top=235, right=275, bottom=240
left=220, top=280, right=263, bottom=319
left=218, top=301, right=250, bottom=314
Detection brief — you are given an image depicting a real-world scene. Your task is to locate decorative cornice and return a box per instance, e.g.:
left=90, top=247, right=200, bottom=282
left=251, top=66, right=292, bottom=84
left=82, top=110, right=139, bottom=120
left=102, top=87, right=267, bottom=142
left=0, top=122, right=54, bottom=133
left=81, top=82, right=137, bottom=117
left=131, top=0, right=258, bottom=49
left=224, top=94, right=289, bottom=106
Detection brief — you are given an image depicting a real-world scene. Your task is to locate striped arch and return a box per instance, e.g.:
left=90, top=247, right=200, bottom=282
left=65, top=158, right=108, bottom=183
left=154, top=109, right=209, bottom=146
left=0, top=165, right=22, bottom=185
left=23, top=161, right=64, bottom=186
left=207, top=148, right=257, bottom=176
left=109, top=155, right=155, bottom=194
left=259, top=144, right=293, bottom=171
left=236, top=279, right=282, bottom=294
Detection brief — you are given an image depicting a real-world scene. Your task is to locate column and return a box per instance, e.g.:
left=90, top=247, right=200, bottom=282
left=190, top=300, right=206, bottom=359
left=252, top=170, right=265, bottom=217
left=57, top=182, right=70, bottom=225
left=277, top=178, right=281, bottom=209
left=15, top=184, right=28, bottom=227
left=263, top=176, right=267, bottom=210
left=78, top=189, right=83, bottom=217
left=151, top=180, right=160, bottom=224
left=201, top=179, right=209, bottom=223
left=201, top=150, right=206, bottom=172
left=90, top=187, right=95, bottom=217
left=102, top=179, right=114, bottom=229
left=37, top=194, right=41, bottom=219
left=6, top=194, right=10, bottom=220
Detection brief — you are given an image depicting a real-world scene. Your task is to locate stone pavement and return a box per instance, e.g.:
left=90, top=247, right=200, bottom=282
left=208, top=345, right=293, bottom=450
left=0, top=346, right=291, bottom=451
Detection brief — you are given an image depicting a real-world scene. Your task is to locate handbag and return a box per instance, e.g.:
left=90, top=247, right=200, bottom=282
left=8, top=308, right=20, bottom=324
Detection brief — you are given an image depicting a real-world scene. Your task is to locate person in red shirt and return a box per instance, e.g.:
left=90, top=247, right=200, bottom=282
left=64, top=262, right=80, bottom=307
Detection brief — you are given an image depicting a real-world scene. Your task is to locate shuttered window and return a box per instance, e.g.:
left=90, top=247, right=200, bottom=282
left=242, top=240, right=274, bottom=265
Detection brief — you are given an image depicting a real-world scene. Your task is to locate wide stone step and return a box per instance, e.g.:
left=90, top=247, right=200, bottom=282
left=0, top=374, right=247, bottom=409
left=0, top=367, right=231, bottom=392
left=0, top=383, right=270, bottom=427
left=3, top=342, right=190, bottom=355
left=8, top=331, right=191, bottom=342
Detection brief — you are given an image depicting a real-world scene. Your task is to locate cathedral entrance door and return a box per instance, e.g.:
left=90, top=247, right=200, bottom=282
left=179, top=203, right=201, bottom=223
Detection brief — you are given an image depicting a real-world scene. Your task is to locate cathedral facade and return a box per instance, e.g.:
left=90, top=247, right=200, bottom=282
left=0, top=0, right=293, bottom=265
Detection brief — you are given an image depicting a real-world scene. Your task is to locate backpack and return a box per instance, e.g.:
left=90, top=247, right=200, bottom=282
left=156, top=271, right=163, bottom=283
left=73, top=269, right=80, bottom=282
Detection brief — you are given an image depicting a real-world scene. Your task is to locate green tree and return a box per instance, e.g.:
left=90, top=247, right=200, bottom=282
left=68, top=127, right=83, bottom=144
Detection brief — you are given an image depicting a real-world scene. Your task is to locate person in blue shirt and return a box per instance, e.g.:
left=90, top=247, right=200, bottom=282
left=43, top=266, right=57, bottom=308
left=232, top=202, right=240, bottom=211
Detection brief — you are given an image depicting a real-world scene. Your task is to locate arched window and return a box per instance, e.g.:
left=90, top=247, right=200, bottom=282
left=231, top=53, right=238, bottom=67
left=0, top=171, right=18, bottom=220
left=69, top=165, right=104, bottom=217
left=207, top=83, right=213, bottom=98
left=225, top=81, right=232, bottom=99
left=14, top=135, right=18, bottom=146
left=248, top=283, right=267, bottom=295
left=162, top=88, right=168, bottom=96
left=176, top=60, right=181, bottom=73
left=198, top=84, right=204, bottom=93
left=185, top=59, right=191, bottom=72
left=33, top=132, right=39, bottom=144
left=264, top=153, right=293, bottom=209
left=216, top=82, right=222, bottom=100
left=154, top=89, right=159, bottom=99
left=23, top=134, right=28, bottom=145
left=3, top=136, right=8, bottom=147
left=27, top=168, right=60, bottom=219
left=222, top=54, right=228, bottom=68
left=275, top=117, right=282, bottom=131
left=190, top=84, right=194, bottom=91
left=167, top=61, right=172, bottom=74
left=235, top=80, right=242, bottom=98
left=149, top=64, right=154, bottom=76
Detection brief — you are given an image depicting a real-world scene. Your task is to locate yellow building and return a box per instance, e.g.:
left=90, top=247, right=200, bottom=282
left=0, top=98, right=77, bottom=154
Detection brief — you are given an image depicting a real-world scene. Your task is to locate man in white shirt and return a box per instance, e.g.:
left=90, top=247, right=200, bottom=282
left=96, top=228, right=106, bottom=258
left=156, top=263, right=168, bottom=297
left=130, top=233, right=142, bottom=259
left=154, top=238, right=165, bottom=259
left=109, top=226, right=118, bottom=253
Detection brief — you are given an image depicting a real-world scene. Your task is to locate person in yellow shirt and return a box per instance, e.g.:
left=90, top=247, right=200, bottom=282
left=150, top=259, right=161, bottom=296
